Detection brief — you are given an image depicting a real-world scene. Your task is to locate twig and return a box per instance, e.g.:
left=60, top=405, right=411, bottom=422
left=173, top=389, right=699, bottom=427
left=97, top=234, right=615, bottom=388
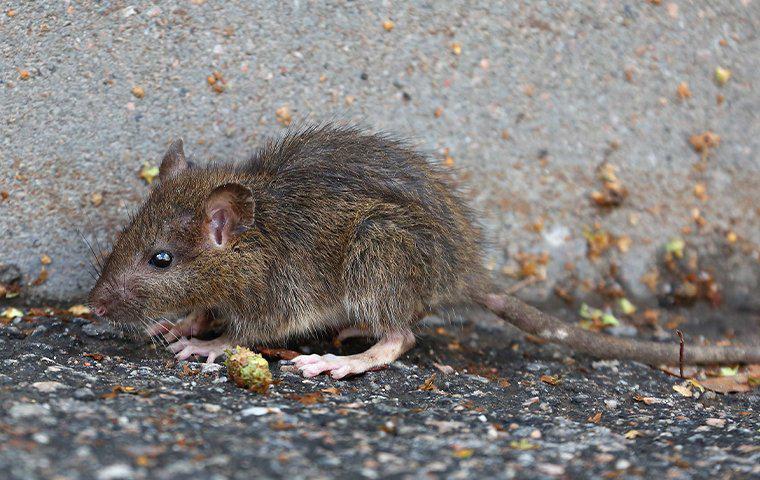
left=506, top=276, right=541, bottom=295
left=676, top=330, right=685, bottom=378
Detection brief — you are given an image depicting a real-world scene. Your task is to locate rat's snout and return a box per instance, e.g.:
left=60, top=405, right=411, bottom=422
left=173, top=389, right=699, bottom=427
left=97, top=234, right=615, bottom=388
left=89, top=293, right=118, bottom=318
left=89, top=282, right=134, bottom=320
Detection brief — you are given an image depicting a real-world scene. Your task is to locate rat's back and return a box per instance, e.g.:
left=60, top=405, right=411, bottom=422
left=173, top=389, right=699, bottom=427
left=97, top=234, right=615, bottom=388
left=240, top=125, right=487, bottom=337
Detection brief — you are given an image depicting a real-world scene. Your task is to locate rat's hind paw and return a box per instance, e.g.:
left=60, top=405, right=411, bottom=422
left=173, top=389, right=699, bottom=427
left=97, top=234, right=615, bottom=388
left=292, top=329, right=416, bottom=380
left=291, top=353, right=372, bottom=379
left=169, top=336, right=232, bottom=364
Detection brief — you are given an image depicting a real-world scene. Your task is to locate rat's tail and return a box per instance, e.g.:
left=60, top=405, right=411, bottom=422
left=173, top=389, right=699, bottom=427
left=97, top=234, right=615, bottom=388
left=476, top=292, right=760, bottom=365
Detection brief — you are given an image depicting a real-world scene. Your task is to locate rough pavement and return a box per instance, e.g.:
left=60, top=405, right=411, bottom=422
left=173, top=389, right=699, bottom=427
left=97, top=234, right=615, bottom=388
left=1, top=306, right=758, bottom=479
left=2, top=1, right=760, bottom=306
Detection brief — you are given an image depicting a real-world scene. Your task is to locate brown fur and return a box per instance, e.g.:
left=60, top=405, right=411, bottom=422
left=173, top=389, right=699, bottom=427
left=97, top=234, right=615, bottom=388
left=90, top=125, right=487, bottom=345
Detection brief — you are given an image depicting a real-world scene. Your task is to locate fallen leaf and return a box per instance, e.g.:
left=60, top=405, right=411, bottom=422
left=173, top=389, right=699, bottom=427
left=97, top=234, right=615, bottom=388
left=32, top=267, right=48, bottom=286
left=83, top=353, right=104, bottom=362
left=672, top=384, right=692, bottom=397
left=714, top=67, right=731, bottom=86
left=419, top=373, right=438, bottom=391
left=676, top=82, right=692, bottom=99
left=321, top=387, right=340, bottom=396
left=40, top=254, right=52, bottom=265
left=700, top=376, right=750, bottom=394
left=275, top=106, right=292, bottom=126
left=101, top=385, right=150, bottom=399
left=719, top=366, right=739, bottom=377
left=689, top=131, right=720, bottom=153
left=139, top=164, right=160, bottom=184
left=68, top=304, right=91, bottom=316
left=256, top=347, right=300, bottom=360
left=633, top=395, right=662, bottom=405
left=509, top=439, right=538, bottom=450
left=624, top=430, right=643, bottom=439
left=665, top=238, right=685, bottom=258
left=2, top=307, right=23, bottom=319
left=91, top=192, right=103, bottom=206
left=588, top=412, right=602, bottom=423
left=601, top=313, right=619, bottom=327
left=287, top=392, right=324, bottom=405
left=618, top=298, right=636, bottom=315
left=452, top=447, right=473, bottom=458
left=540, top=374, right=560, bottom=386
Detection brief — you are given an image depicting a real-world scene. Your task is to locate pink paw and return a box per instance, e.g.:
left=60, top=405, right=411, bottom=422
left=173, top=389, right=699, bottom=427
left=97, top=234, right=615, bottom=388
left=291, top=354, right=369, bottom=379
left=168, top=336, right=231, bottom=363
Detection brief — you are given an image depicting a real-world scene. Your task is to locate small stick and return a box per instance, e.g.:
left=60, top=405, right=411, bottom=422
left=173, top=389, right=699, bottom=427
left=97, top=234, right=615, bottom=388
left=676, top=330, right=685, bottom=378
left=506, top=276, right=541, bottom=295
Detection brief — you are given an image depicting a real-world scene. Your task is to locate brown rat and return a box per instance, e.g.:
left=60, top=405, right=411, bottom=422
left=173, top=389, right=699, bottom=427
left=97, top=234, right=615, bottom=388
left=89, top=125, right=760, bottom=378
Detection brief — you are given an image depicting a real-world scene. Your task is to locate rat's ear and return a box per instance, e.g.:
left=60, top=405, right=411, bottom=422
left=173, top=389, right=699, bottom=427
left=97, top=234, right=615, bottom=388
left=205, top=183, right=255, bottom=248
left=159, top=139, right=188, bottom=182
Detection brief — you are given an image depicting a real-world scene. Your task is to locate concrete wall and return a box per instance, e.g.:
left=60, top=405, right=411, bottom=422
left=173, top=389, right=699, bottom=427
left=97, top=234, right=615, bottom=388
left=1, top=1, right=758, bottom=309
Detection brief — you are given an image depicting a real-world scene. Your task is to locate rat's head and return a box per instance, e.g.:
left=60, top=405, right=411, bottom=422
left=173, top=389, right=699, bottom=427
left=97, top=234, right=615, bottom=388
left=88, top=139, right=256, bottom=331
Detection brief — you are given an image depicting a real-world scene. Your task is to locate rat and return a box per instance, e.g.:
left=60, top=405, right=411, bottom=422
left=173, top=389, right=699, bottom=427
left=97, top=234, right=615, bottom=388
left=88, top=125, right=760, bottom=378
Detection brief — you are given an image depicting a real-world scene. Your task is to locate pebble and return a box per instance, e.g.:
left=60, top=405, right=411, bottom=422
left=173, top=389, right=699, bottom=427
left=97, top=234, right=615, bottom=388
left=1, top=325, right=25, bottom=339
left=240, top=406, right=281, bottom=417
left=705, top=418, right=726, bottom=428
left=82, top=322, right=116, bottom=338
left=97, top=463, right=134, bottom=480
left=74, top=387, right=96, bottom=401
left=32, top=381, right=66, bottom=392
left=30, top=325, right=48, bottom=336
left=201, top=363, right=223, bottom=374
left=9, top=403, right=49, bottom=418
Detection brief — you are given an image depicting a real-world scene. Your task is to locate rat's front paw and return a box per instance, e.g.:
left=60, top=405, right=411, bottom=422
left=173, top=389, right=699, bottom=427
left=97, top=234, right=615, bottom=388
left=149, top=310, right=210, bottom=342
left=168, top=336, right=232, bottom=363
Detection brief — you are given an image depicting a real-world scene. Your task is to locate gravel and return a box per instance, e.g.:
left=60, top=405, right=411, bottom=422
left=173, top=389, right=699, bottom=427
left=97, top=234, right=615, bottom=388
left=0, top=306, right=758, bottom=479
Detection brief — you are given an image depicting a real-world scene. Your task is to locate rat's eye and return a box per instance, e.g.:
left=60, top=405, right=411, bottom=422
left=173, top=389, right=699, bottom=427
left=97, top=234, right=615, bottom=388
left=149, top=251, right=173, bottom=269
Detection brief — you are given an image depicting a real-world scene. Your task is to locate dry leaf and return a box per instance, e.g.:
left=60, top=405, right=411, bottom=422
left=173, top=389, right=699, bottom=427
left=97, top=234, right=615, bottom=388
left=2, top=307, right=23, bottom=319
left=452, top=447, right=473, bottom=458
left=540, top=374, right=559, bottom=386
left=633, top=395, right=662, bottom=405
left=715, top=67, right=731, bottom=86
left=139, top=164, right=160, bottom=184
left=588, top=412, right=602, bottom=423
left=676, top=82, right=692, bottom=99
left=509, top=439, right=538, bottom=450
left=275, top=106, right=292, bottom=126
left=689, top=131, right=720, bottom=153
left=672, top=384, right=692, bottom=397
left=700, top=376, right=750, bottom=394
left=68, top=304, right=91, bottom=316
left=419, top=373, right=438, bottom=391
left=288, top=392, right=324, bottom=405
left=624, top=430, right=643, bottom=440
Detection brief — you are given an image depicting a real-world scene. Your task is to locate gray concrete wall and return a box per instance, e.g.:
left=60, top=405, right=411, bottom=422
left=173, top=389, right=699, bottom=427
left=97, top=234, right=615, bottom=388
left=1, top=1, right=759, bottom=309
